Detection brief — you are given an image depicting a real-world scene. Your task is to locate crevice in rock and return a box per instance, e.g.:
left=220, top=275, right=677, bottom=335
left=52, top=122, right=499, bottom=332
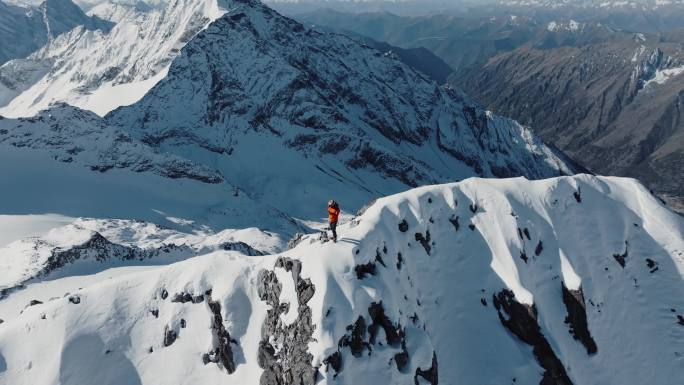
left=492, top=290, right=573, bottom=385
left=561, top=284, right=597, bottom=355
left=394, top=337, right=409, bottom=372
left=523, top=228, right=531, bottom=241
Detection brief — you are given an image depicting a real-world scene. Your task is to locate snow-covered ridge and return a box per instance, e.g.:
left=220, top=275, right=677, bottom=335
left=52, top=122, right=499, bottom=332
left=0, top=0, right=112, bottom=65
left=0, top=217, right=283, bottom=293
left=0, top=175, right=681, bottom=384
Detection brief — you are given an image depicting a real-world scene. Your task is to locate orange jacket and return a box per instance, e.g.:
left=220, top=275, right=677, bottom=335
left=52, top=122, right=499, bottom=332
left=328, top=205, right=340, bottom=223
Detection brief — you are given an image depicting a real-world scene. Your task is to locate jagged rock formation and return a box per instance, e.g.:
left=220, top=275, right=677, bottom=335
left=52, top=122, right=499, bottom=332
left=257, top=257, right=317, bottom=385
left=493, top=290, right=573, bottom=385
left=561, top=284, right=598, bottom=355
left=203, top=292, right=238, bottom=373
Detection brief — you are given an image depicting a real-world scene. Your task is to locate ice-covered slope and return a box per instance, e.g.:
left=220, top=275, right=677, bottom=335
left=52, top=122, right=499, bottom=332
left=107, top=0, right=575, bottom=219
left=0, top=0, right=228, bottom=117
left=0, top=0, right=111, bottom=65
left=0, top=175, right=681, bottom=385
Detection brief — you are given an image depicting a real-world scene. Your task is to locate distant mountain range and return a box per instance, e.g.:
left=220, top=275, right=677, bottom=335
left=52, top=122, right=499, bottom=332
left=453, top=29, right=684, bottom=211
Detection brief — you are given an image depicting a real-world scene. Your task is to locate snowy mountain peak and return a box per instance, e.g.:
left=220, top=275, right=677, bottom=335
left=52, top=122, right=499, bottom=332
left=0, top=0, right=111, bottom=65
left=103, top=0, right=575, bottom=217
left=0, top=0, right=229, bottom=117
left=38, top=0, right=112, bottom=38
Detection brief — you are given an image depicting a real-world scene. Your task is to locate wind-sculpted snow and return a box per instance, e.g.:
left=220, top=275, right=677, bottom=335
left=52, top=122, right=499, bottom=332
left=0, top=175, right=681, bottom=385
left=107, top=0, right=575, bottom=218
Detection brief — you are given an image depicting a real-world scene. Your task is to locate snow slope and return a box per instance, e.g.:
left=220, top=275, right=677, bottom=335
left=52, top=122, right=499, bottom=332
left=0, top=175, right=681, bottom=385
left=0, top=0, right=229, bottom=117
left=0, top=0, right=112, bottom=65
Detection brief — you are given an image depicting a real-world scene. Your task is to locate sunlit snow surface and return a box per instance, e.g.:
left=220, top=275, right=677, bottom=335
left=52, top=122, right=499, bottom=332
left=0, top=0, right=228, bottom=117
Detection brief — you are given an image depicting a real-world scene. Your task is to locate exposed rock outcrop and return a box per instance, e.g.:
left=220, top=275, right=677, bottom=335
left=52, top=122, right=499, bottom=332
left=493, top=290, right=573, bottom=385
left=561, top=284, right=598, bottom=355
left=202, top=295, right=237, bottom=374
left=257, top=257, right=317, bottom=385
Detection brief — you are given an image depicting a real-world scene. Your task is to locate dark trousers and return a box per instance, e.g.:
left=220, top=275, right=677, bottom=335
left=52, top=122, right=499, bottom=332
left=330, top=221, right=338, bottom=240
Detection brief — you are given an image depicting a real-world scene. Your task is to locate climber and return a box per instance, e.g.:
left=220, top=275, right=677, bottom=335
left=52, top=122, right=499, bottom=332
left=328, top=200, right=340, bottom=242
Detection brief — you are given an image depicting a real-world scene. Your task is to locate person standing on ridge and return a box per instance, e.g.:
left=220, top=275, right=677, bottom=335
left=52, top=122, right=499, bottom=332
left=328, top=200, right=340, bottom=242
